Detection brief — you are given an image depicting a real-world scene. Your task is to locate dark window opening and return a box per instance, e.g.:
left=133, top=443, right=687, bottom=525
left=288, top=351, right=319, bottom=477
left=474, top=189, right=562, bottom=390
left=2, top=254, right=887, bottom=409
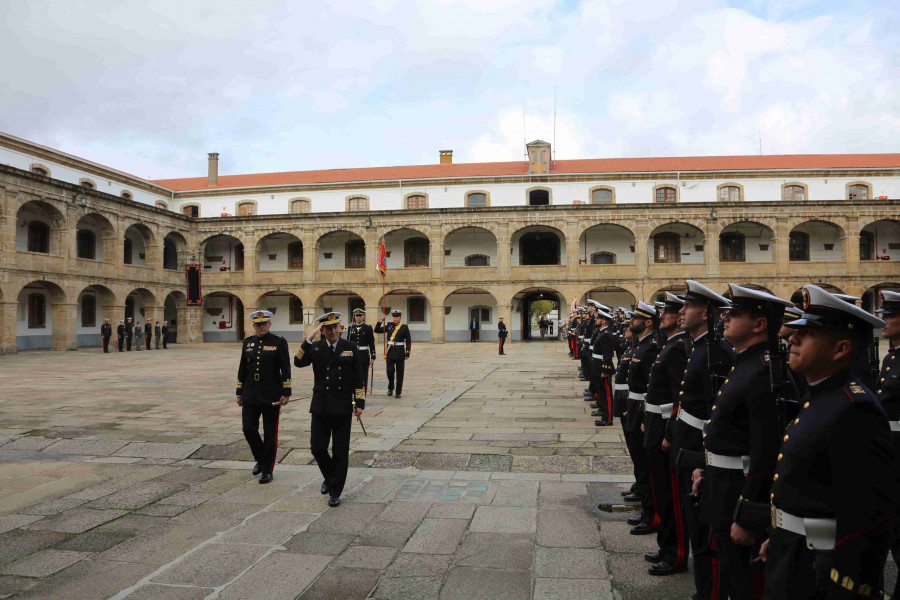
left=528, top=189, right=550, bottom=206
left=519, top=232, right=560, bottom=265
left=654, top=232, right=681, bottom=263
left=465, top=254, right=490, bottom=266
left=163, top=239, right=178, bottom=270
left=288, top=241, right=303, bottom=270
left=289, top=297, right=303, bottom=324
left=27, top=221, right=50, bottom=253
left=234, top=244, right=244, bottom=271
left=345, top=240, right=365, bottom=268
left=182, top=205, right=199, bottom=218
left=590, top=251, right=616, bottom=264
left=404, top=238, right=429, bottom=267
left=81, top=295, right=96, bottom=328
left=789, top=232, right=809, bottom=261
left=123, top=237, right=133, bottom=264
left=719, top=233, right=745, bottom=262
left=76, top=229, right=96, bottom=259
left=349, top=297, right=365, bottom=315
left=408, top=297, right=426, bottom=322
left=28, top=293, right=46, bottom=328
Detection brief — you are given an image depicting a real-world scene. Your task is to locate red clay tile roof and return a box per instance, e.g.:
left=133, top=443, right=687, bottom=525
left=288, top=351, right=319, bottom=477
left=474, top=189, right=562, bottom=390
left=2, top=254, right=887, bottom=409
left=151, top=153, right=900, bottom=191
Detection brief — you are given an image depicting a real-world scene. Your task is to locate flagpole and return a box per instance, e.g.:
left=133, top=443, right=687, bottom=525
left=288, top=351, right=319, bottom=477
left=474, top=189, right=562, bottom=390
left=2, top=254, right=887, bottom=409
left=381, top=271, right=386, bottom=359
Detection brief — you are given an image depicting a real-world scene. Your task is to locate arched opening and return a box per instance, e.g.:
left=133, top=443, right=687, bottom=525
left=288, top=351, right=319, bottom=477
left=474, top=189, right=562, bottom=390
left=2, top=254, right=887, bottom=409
left=256, top=232, right=303, bottom=271
left=512, top=226, right=564, bottom=266
left=202, top=234, right=244, bottom=272
left=77, top=285, right=116, bottom=347
left=649, top=223, right=704, bottom=264
left=164, top=291, right=186, bottom=344
left=125, top=288, right=157, bottom=329
left=255, top=291, right=304, bottom=340
left=527, top=188, right=550, bottom=206
left=443, top=288, right=498, bottom=342
left=74, top=213, right=114, bottom=262
left=16, top=200, right=64, bottom=255
left=16, top=281, right=67, bottom=350
left=719, top=221, right=774, bottom=263
left=378, top=289, right=430, bottom=341
left=163, top=232, right=187, bottom=271
left=859, top=219, right=900, bottom=261
left=579, top=224, right=635, bottom=265
left=317, top=230, right=365, bottom=270
left=384, top=228, right=429, bottom=269
left=316, top=290, right=366, bottom=323
left=123, top=224, right=154, bottom=267
left=789, top=221, right=843, bottom=262
left=513, top=288, right=563, bottom=341
left=444, top=227, right=497, bottom=268
left=202, top=292, right=245, bottom=342
left=581, top=287, right=636, bottom=310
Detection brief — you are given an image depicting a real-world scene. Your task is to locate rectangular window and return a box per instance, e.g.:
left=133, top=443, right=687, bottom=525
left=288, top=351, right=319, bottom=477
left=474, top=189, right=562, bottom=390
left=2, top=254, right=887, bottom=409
left=288, top=242, right=303, bottom=270
left=28, top=294, right=46, bottom=329
left=347, top=197, right=367, bottom=211
left=407, top=195, right=427, bottom=210
left=182, top=205, right=199, bottom=217
left=408, top=297, right=426, bottom=322
left=123, top=238, right=133, bottom=264
left=655, top=187, right=676, bottom=203
left=234, top=244, right=244, bottom=271
left=237, top=203, right=254, bottom=216
left=289, top=297, right=303, bottom=324
left=591, top=189, right=612, bottom=204
left=81, top=295, right=96, bottom=327
left=345, top=240, right=365, bottom=268
left=467, top=193, right=487, bottom=207
left=480, top=308, right=491, bottom=323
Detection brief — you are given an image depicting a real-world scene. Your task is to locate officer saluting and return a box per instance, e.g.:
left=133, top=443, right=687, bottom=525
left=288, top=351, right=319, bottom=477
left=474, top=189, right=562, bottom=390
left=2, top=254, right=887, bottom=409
left=100, top=318, right=112, bottom=353
left=344, top=308, right=376, bottom=394
left=235, top=310, right=291, bottom=484
left=761, top=285, right=894, bottom=599
left=374, top=309, right=411, bottom=398
left=294, top=312, right=365, bottom=507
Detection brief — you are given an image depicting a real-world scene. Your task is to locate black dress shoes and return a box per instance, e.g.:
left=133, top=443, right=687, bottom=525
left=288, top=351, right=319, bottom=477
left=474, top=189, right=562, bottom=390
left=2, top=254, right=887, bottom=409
left=627, top=516, right=643, bottom=526
left=644, top=551, right=662, bottom=563
left=622, top=493, right=640, bottom=502
left=395, top=393, right=402, bottom=398
left=321, top=482, right=329, bottom=495
left=387, top=390, right=393, bottom=396
left=578, top=376, right=588, bottom=381
left=259, top=473, right=273, bottom=484
left=595, top=420, right=614, bottom=427
left=252, top=463, right=262, bottom=476
left=589, top=403, right=599, bottom=409
left=328, top=495, right=341, bottom=507
left=648, top=561, right=688, bottom=576
left=630, top=523, right=658, bottom=535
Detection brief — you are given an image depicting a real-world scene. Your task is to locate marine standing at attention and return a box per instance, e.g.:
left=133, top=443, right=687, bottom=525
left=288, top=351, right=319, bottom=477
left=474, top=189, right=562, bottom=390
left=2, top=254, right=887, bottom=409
left=100, top=318, right=112, bottom=353
left=374, top=309, right=412, bottom=398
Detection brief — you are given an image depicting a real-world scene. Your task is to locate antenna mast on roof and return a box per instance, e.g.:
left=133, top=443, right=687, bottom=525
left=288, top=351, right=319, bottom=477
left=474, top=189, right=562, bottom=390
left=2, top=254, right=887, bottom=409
left=758, top=128, right=762, bottom=156
left=523, top=109, right=527, bottom=159
left=553, top=86, right=557, bottom=162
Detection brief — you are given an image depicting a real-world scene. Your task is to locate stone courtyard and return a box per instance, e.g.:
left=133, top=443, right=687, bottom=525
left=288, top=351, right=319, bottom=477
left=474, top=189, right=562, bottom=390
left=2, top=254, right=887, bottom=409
left=0, top=339, right=696, bottom=599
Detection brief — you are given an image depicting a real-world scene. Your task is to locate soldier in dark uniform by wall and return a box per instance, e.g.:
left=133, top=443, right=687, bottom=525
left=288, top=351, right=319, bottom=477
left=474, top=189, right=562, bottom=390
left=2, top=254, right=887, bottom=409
left=498, top=316, right=508, bottom=355
left=161, top=321, right=169, bottom=348
left=587, top=310, right=616, bottom=426
left=117, top=319, right=125, bottom=352
left=694, top=284, right=792, bottom=598
left=345, top=308, right=376, bottom=394
left=374, top=309, right=412, bottom=398
left=100, top=318, right=112, bottom=353
left=623, top=301, right=661, bottom=537
left=672, top=280, right=734, bottom=599
left=761, top=285, right=894, bottom=599
left=642, top=293, right=689, bottom=576
left=154, top=321, right=161, bottom=349
left=294, top=312, right=365, bottom=507
left=144, top=318, right=152, bottom=350
left=235, top=310, right=291, bottom=484
left=125, top=317, right=133, bottom=351
left=875, top=290, right=900, bottom=599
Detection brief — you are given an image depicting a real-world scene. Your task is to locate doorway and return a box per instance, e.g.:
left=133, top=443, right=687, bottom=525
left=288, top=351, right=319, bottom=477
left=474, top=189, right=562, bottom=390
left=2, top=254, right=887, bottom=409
left=521, top=292, right=560, bottom=340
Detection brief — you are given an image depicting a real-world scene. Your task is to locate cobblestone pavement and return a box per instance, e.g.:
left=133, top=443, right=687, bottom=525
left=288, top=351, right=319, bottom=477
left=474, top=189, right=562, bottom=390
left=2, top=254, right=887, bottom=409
left=0, top=339, right=699, bottom=599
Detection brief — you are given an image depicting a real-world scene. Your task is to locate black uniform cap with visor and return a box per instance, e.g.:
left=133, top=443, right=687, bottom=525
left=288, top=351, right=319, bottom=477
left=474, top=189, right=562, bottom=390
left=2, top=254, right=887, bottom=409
left=876, top=290, right=900, bottom=317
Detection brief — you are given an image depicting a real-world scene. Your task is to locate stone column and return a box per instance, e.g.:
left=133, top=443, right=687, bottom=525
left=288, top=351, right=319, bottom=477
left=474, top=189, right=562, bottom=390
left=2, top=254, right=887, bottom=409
left=183, top=305, right=204, bottom=344
left=633, top=218, right=650, bottom=275
left=705, top=220, right=721, bottom=277
left=430, top=304, right=445, bottom=344
left=564, top=221, right=579, bottom=279
left=242, top=240, right=256, bottom=285
left=303, top=240, right=317, bottom=285
left=430, top=230, right=444, bottom=281
left=365, top=229, right=380, bottom=284
left=0, top=301, right=17, bottom=354
left=843, top=217, right=860, bottom=275
left=498, top=224, right=511, bottom=278
left=53, top=302, right=78, bottom=351
left=774, top=218, right=791, bottom=276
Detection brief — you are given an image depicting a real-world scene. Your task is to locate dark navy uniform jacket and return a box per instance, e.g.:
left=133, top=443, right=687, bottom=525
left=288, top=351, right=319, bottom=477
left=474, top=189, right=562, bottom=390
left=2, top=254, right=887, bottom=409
left=345, top=322, right=376, bottom=361
left=235, top=332, right=292, bottom=405
left=768, top=370, right=895, bottom=599
left=624, top=332, right=659, bottom=432
left=643, top=332, right=688, bottom=451
left=117, top=323, right=125, bottom=338
left=294, top=337, right=365, bottom=415
left=877, top=345, right=900, bottom=459
left=374, top=321, right=411, bottom=360
left=613, top=345, right=635, bottom=418
left=700, top=342, right=780, bottom=527
left=590, top=327, right=616, bottom=377
left=101, top=323, right=112, bottom=338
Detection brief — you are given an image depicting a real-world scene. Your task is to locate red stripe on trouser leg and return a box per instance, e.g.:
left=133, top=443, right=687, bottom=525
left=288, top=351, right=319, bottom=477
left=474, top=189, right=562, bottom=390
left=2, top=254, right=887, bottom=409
left=605, top=378, right=612, bottom=421
left=269, top=415, right=279, bottom=474
left=669, top=470, right=686, bottom=568
left=647, top=468, right=661, bottom=528
left=711, top=535, right=721, bottom=600
left=753, top=570, right=765, bottom=599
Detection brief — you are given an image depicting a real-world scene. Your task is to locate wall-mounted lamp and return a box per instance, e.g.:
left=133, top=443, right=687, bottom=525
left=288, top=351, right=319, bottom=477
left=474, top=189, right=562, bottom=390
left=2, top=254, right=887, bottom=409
left=710, top=208, right=718, bottom=220
left=365, top=216, right=373, bottom=228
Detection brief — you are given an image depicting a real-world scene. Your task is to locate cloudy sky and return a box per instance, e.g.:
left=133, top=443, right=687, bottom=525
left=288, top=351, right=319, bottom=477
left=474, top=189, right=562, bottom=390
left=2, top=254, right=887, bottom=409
left=1, top=0, right=898, bottom=179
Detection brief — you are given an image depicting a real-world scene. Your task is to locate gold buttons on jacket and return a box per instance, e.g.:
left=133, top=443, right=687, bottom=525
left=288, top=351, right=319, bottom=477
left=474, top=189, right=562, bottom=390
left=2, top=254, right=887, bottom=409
left=794, top=418, right=799, bottom=425
left=770, top=493, right=774, bottom=500
left=679, top=391, right=684, bottom=396
left=784, top=435, right=789, bottom=442
left=712, top=405, right=717, bottom=410
left=803, top=402, right=810, bottom=409
left=777, top=453, right=783, bottom=460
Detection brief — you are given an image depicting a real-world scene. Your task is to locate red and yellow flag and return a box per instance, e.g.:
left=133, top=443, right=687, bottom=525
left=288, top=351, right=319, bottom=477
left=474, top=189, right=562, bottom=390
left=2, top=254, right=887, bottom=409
left=376, top=240, right=387, bottom=277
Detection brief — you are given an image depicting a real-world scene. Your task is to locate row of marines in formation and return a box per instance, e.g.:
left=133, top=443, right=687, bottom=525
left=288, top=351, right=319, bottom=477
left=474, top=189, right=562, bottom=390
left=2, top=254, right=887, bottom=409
left=563, top=283, right=900, bottom=600
left=98, top=317, right=170, bottom=352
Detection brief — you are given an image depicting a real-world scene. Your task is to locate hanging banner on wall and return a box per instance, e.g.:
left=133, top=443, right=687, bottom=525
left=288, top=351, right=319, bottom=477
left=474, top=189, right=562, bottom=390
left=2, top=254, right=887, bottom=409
left=186, top=265, right=202, bottom=305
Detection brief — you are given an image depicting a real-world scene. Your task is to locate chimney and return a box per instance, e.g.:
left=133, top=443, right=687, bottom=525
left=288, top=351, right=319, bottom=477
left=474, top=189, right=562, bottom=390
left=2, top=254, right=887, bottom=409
left=439, top=150, right=453, bottom=165
left=207, top=153, right=219, bottom=185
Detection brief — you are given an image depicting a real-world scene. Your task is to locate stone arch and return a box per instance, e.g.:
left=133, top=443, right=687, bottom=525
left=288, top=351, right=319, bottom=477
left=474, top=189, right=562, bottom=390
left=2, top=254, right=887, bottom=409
left=163, top=231, right=188, bottom=271
left=650, top=286, right=688, bottom=303
left=255, top=290, right=304, bottom=340
left=125, top=288, right=158, bottom=327
left=76, top=284, right=117, bottom=347
left=719, top=220, right=774, bottom=263
left=163, top=290, right=187, bottom=343
left=648, top=222, right=705, bottom=264
left=316, top=289, right=367, bottom=323
left=16, top=280, right=70, bottom=351
left=384, top=227, right=430, bottom=269
left=123, top=222, right=157, bottom=267
left=15, top=199, right=66, bottom=255
left=511, top=287, right=564, bottom=341
left=75, top=212, right=116, bottom=262
left=581, top=286, right=637, bottom=309
left=201, top=234, right=245, bottom=272
left=443, top=287, right=499, bottom=342
left=318, top=230, right=366, bottom=270
left=788, top=220, right=844, bottom=262
left=255, top=231, right=303, bottom=272
left=202, top=291, right=246, bottom=341
left=578, top=223, right=636, bottom=265
left=378, top=288, right=431, bottom=341
left=444, top=226, right=498, bottom=268
left=511, top=224, right=566, bottom=266
left=858, top=219, right=900, bottom=262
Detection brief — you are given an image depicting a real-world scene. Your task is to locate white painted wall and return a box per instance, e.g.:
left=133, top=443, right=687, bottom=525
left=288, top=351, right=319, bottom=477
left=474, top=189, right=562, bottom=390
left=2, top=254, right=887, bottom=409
left=318, top=232, right=363, bottom=270
left=793, top=221, right=843, bottom=262
left=579, top=225, right=636, bottom=264
left=124, top=228, right=147, bottom=266
left=202, top=294, right=243, bottom=341
left=15, top=207, right=53, bottom=252
left=255, top=294, right=304, bottom=340
left=258, top=234, right=302, bottom=271
left=378, top=293, right=430, bottom=341
left=203, top=236, right=243, bottom=272
left=445, top=292, right=498, bottom=342
left=720, top=222, right=774, bottom=262
left=861, top=220, right=900, bottom=261
left=444, top=229, right=498, bottom=267
left=648, top=223, right=705, bottom=264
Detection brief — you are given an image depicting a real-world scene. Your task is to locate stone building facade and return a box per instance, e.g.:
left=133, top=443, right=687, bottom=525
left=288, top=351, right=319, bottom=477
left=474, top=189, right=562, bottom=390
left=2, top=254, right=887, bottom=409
left=1, top=131, right=898, bottom=353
